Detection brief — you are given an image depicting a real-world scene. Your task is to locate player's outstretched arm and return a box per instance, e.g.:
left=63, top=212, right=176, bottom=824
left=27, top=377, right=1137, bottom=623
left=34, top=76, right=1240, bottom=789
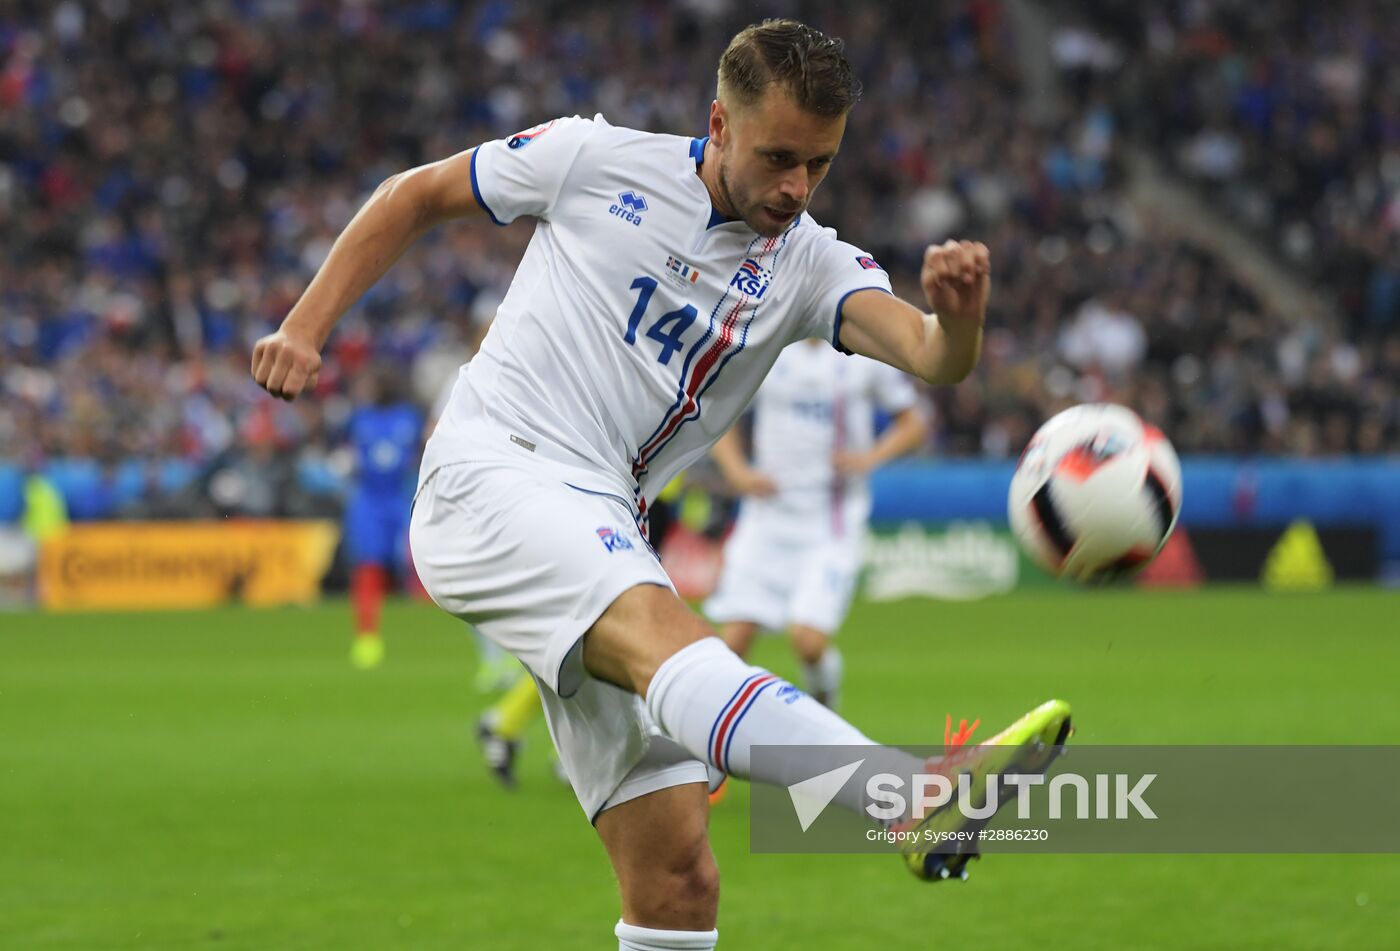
left=836, top=240, right=990, bottom=386
left=251, top=149, right=486, bottom=400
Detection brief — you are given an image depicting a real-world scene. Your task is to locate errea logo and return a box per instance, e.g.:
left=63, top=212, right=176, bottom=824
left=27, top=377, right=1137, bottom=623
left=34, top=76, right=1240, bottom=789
left=610, top=191, right=648, bottom=227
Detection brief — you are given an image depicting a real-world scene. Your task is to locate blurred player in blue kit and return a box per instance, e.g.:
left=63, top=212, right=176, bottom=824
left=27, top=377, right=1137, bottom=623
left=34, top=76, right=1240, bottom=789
left=345, top=367, right=422, bottom=668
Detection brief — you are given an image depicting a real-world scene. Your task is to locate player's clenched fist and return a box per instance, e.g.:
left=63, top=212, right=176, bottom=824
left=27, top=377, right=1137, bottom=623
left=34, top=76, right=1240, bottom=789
left=251, top=328, right=322, bottom=401
left=921, top=239, right=991, bottom=327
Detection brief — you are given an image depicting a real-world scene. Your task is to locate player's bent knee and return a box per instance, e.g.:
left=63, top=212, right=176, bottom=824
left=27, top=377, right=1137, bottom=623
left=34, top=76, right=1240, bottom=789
left=624, top=846, right=720, bottom=928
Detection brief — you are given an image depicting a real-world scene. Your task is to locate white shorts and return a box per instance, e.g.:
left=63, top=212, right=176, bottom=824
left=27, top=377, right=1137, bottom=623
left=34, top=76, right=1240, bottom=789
left=704, top=511, right=864, bottom=635
left=410, top=457, right=708, bottom=821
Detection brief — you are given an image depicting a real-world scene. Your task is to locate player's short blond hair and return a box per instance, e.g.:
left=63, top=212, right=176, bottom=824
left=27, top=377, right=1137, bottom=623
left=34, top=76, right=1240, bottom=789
left=717, top=19, right=861, bottom=118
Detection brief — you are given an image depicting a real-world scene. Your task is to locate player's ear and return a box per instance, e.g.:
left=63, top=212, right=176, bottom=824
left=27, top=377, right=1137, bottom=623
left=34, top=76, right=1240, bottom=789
left=709, top=99, right=727, bottom=147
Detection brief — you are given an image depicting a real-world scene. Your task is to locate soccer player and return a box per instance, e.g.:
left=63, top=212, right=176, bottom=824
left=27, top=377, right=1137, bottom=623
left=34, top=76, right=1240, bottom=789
left=706, top=341, right=929, bottom=709
left=252, top=20, right=1070, bottom=949
left=344, top=367, right=423, bottom=669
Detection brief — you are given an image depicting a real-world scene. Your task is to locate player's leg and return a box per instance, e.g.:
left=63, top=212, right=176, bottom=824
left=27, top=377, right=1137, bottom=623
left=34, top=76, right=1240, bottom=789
left=527, top=660, right=719, bottom=945
left=412, top=459, right=1067, bottom=893
left=582, top=584, right=922, bottom=815
left=471, top=628, right=520, bottom=693
left=788, top=623, right=843, bottom=709
left=346, top=490, right=389, bottom=668
left=784, top=548, right=858, bottom=709
left=584, top=585, right=1071, bottom=884
left=703, top=515, right=787, bottom=661
left=715, top=620, right=759, bottom=658
left=409, top=458, right=719, bottom=817
left=595, top=782, right=719, bottom=946
left=475, top=673, right=542, bottom=788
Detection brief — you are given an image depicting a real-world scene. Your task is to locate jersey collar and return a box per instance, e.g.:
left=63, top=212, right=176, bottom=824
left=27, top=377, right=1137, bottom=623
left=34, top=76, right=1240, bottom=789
left=690, top=136, right=739, bottom=230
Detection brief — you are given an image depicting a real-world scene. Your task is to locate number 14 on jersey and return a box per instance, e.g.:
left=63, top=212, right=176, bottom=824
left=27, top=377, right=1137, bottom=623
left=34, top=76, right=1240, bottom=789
left=621, top=276, right=698, bottom=367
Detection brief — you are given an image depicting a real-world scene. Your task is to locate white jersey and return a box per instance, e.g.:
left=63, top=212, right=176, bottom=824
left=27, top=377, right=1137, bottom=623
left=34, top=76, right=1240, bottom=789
left=742, top=342, right=918, bottom=539
left=422, top=114, right=894, bottom=521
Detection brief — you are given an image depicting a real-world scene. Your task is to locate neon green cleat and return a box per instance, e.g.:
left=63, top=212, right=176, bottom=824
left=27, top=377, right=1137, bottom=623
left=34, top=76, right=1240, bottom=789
left=350, top=635, right=384, bottom=670
left=898, top=699, right=1073, bottom=882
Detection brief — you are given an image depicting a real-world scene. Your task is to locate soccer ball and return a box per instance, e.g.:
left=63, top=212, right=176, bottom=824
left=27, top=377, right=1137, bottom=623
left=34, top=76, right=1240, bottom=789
left=1008, top=403, right=1182, bottom=582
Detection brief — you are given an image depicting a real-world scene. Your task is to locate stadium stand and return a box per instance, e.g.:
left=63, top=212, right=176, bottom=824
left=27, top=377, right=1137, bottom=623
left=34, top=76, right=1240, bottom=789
left=0, top=0, right=1395, bottom=521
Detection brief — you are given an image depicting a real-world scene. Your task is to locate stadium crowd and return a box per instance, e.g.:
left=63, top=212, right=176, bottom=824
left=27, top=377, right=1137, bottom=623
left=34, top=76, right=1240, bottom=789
left=1050, top=0, right=1400, bottom=453
left=0, top=0, right=1396, bottom=520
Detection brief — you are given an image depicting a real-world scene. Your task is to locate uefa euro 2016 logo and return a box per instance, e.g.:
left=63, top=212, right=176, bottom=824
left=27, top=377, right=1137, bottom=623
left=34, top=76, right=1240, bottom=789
left=729, top=257, right=773, bottom=298
left=595, top=526, right=635, bottom=553
left=506, top=120, right=556, bottom=150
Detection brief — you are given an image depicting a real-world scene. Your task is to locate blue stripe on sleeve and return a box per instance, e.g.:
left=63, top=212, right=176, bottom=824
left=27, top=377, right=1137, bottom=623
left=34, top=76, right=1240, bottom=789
left=831, top=285, right=893, bottom=355
left=470, top=147, right=506, bottom=227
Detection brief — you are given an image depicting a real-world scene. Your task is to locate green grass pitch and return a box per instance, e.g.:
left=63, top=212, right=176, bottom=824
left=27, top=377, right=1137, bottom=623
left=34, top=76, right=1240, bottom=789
left=3, top=589, right=1398, bottom=949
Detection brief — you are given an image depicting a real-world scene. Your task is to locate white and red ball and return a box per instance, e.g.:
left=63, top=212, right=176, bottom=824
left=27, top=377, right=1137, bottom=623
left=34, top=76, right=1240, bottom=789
left=1008, top=403, right=1182, bottom=582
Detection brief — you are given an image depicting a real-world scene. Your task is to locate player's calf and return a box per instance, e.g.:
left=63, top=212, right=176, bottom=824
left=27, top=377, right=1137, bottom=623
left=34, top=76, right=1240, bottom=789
left=596, top=782, right=719, bottom=937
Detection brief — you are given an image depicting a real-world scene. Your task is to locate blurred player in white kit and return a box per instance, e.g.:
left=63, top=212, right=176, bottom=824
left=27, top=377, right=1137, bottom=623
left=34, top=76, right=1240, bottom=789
left=707, top=340, right=928, bottom=709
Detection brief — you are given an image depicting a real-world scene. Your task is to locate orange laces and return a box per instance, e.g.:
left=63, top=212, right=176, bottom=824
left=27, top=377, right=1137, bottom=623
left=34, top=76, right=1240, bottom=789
left=945, top=714, right=981, bottom=751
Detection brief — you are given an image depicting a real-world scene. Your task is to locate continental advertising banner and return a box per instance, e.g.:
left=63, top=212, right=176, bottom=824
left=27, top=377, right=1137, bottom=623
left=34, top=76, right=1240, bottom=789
left=862, top=521, right=1053, bottom=601
left=862, top=520, right=1379, bottom=598
left=38, top=520, right=339, bottom=610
